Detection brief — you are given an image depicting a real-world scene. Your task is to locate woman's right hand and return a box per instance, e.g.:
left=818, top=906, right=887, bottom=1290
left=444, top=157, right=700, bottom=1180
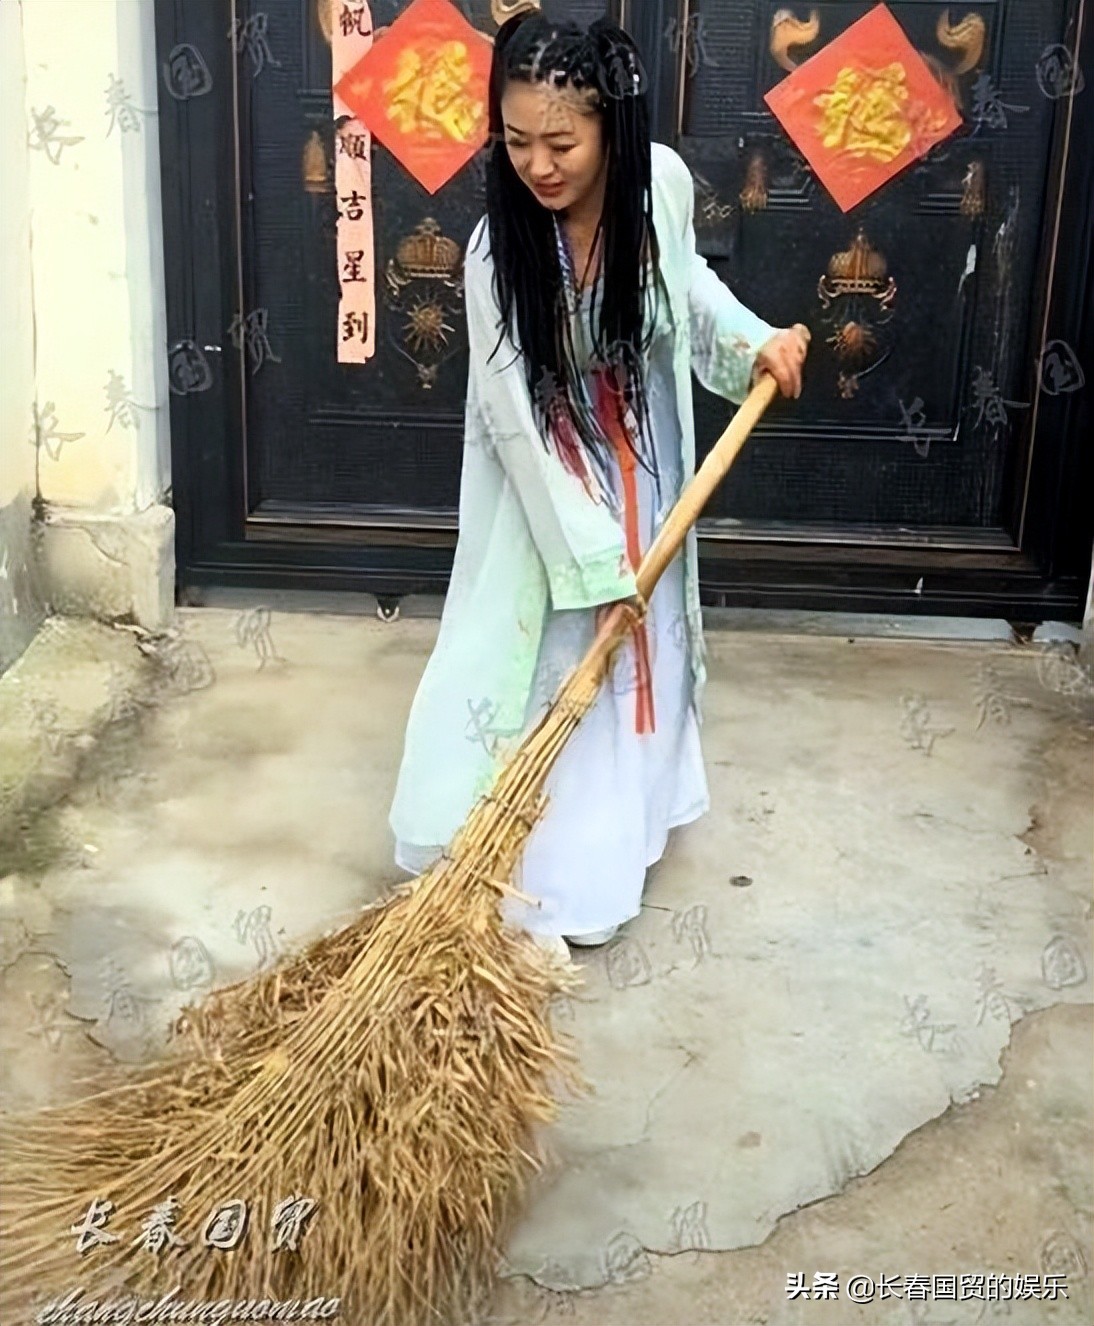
left=753, top=325, right=810, bottom=399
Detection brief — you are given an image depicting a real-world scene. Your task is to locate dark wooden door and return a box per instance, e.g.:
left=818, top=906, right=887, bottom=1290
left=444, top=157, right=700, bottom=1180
left=634, top=0, right=1091, bottom=617
left=158, top=0, right=1091, bottom=618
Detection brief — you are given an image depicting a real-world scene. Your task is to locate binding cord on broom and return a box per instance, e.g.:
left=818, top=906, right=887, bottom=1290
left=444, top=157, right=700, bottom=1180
left=413, top=843, right=541, bottom=906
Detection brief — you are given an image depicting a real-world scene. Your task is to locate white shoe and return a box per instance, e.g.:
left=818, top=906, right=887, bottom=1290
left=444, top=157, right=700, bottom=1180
left=563, top=925, right=620, bottom=948
left=528, top=931, right=570, bottom=961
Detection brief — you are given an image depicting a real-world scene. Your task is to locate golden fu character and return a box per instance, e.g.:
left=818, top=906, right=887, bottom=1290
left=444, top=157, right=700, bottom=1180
left=814, top=62, right=914, bottom=163
left=385, top=41, right=484, bottom=143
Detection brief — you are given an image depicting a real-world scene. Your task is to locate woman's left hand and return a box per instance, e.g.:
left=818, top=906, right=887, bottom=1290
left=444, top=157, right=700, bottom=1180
left=753, top=327, right=809, bottom=400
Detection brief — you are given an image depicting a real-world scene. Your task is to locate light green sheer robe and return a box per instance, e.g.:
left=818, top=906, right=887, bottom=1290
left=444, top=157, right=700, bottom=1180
left=388, top=143, right=777, bottom=852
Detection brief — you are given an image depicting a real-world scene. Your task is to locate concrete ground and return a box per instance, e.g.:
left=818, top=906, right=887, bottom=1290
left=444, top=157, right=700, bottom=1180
left=0, top=600, right=1091, bottom=1325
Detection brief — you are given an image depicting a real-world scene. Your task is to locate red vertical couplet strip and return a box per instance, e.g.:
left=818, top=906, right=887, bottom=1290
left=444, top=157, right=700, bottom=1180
left=594, top=371, right=656, bottom=736
left=333, top=2, right=377, bottom=363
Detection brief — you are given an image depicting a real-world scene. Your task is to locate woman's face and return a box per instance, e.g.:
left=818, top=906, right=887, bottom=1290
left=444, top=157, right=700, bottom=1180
left=500, top=80, right=606, bottom=213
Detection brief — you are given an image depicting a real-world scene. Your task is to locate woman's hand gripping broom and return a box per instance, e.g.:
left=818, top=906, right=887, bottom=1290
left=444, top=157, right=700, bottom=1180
left=592, top=325, right=811, bottom=662
left=0, top=329, right=808, bottom=1326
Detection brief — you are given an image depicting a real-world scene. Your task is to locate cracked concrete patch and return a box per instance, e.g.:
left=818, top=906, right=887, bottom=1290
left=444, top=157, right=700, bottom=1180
left=491, top=1004, right=1092, bottom=1325
left=495, top=634, right=1091, bottom=1290
left=0, top=611, right=1090, bottom=1320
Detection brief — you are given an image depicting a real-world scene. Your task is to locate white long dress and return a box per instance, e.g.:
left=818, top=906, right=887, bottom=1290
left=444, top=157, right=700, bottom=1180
left=395, top=283, right=710, bottom=938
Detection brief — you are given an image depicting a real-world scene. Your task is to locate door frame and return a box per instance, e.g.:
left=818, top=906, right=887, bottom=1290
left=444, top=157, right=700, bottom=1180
left=156, top=0, right=1092, bottom=620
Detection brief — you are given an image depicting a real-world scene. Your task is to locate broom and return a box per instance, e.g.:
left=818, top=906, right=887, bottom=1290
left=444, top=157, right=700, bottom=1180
left=0, top=331, right=807, bottom=1326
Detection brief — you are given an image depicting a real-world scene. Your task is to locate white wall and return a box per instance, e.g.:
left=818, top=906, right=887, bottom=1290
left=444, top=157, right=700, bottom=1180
left=20, top=0, right=169, bottom=512
left=0, top=0, right=36, bottom=511
left=0, top=0, right=174, bottom=648
left=0, top=0, right=45, bottom=671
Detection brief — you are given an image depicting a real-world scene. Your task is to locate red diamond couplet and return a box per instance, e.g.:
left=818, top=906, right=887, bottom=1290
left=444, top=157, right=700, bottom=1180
left=764, top=3, right=962, bottom=212
left=333, top=0, right=492, bottom=195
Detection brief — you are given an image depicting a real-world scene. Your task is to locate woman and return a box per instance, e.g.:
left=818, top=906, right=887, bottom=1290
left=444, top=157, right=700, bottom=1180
left=389, top=14, right=805, bottom=951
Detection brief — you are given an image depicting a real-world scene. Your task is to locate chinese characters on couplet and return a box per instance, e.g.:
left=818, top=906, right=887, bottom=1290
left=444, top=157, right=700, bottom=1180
left=340, top=5, right=371, bottom=39
left=332, top=1, right=376, bottom=363
left=341, top=311, right=369, bottom=346
left=68, top=1195, right=318, bottom=1257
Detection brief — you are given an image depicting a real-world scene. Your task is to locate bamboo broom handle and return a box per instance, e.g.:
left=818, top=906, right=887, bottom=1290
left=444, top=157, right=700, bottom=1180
left=587, top=324, right=810, bottom=666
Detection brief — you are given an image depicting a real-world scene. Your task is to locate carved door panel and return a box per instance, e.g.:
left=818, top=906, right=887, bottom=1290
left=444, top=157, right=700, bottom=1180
left=670, top=0, right=1073, bottom=535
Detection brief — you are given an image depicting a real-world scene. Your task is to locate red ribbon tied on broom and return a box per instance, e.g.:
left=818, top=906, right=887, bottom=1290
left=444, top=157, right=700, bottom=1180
left=593, top=366, right=656, bottom=735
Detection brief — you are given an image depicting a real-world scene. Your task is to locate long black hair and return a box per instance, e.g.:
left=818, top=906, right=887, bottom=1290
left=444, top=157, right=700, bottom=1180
left=482, top=12, right=664, bottom=486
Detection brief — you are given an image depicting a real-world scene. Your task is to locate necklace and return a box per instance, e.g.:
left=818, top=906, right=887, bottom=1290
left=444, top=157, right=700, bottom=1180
left=553, top=216, right=579, bottom=316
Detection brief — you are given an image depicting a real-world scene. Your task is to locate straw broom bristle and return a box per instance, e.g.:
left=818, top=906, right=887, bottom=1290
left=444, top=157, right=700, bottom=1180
left=0, top=660, right=609, bottom=1326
